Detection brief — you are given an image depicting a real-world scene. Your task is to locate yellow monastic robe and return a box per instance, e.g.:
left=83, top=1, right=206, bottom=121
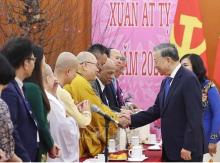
left=64, top=74, right=118, bottom=157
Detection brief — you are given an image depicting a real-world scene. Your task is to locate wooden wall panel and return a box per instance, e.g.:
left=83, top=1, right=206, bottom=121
left=0, top=0, right=92, bottom=66
left=40, top=0, right=92, bottom=65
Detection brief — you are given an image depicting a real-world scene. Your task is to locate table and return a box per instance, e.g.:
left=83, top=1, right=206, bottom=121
left=80, top=144, right=162, bottom=162
left=143, top=145, right=162, bottom=162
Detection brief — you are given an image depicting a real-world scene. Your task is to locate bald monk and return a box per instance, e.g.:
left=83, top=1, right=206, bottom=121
left=54, top=52, right=91, bottom=128
left=64, top=51, right=118, bottom=157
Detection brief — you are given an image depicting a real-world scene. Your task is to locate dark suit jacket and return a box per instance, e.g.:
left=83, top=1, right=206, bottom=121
left=131, top=66, right=206, bottom=160
left=1, top=80, right=38, bottom=161
left=94, top=79, right=121, bottom=112
left=94, top=79, right=109, bottom=105
left=105, top=82, right=121, bottom=112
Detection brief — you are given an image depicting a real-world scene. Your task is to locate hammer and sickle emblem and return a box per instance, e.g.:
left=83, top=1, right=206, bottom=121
left=170, top=15, right=206, bottom=58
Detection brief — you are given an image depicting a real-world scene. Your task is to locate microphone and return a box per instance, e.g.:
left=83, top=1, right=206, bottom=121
left=91, top=104, right=119, bottom=125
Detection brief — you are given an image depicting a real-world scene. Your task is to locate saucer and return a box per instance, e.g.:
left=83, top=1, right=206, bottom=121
left=83, top=158, right=100, bottom=162
left=109, top=149, right=116, bottom=153
left=147, top=145, right=161, bottom=150
left=128, top=156, right=148, bottom=162
left=143, top=139, right=157, bottom=145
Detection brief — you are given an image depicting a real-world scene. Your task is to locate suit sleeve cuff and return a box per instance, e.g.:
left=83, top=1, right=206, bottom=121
left=209, top=133, right=219, bottom=144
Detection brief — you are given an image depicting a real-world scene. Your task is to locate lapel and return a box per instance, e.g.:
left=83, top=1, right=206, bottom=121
left=96, top=79, right=108, bottom=105
left=161, top=67, right=183, bottom=116
left=109, top=83, right=119, bottom=106
left=12, top=80, right=24, bottom=98
left=159, top=79, right=166, bottom=109
left=12, top=80, right=38, bottom=127
left=95, top=79, right=102, bottom=96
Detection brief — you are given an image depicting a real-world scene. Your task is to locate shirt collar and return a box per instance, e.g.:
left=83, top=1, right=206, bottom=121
left=15, top=77, right=23, bottom=91
left=97, top=78, right=105, bottom=92
left=170, top=63, right=181, bottom=79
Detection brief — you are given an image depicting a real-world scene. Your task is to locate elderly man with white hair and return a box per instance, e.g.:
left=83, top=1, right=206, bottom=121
left=64, top=51, right=118, bottom=157
left=105, top=48, right=127, bottom=111
left=54, top=52, right=91, bottom=128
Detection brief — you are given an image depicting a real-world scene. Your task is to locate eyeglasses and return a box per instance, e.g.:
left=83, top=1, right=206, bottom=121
left=120, top=56, right=126, bottom=61
left=115, top=56, right=126, bottom=61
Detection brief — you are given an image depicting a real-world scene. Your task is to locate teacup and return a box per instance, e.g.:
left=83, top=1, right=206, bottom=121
left=94, top=154, right=105, bottom=162
left=128, top=145, right=143, bottom=158
left=108, top=139, right=116, bottom=152
left=131, top=136, right=139, bottom=146
left=147, top=134, right=157, bottom=144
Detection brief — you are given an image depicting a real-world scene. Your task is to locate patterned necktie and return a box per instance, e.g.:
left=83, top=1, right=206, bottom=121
left=116, top=80, right=125, bottom=107
left=102, top=87, right=109, bottom=106
left=164, top=77, right=173, bottom=102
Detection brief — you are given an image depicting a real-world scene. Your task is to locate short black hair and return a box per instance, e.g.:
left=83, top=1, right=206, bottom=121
left=180, top=53, right=207, bottom=82
left=153, top=43, right=179, bottom=61
left=88, top=43, right=109, bottom=57
left=1, top=37, right=33, bottom=69
left=0, top=54, right=15, bottom=85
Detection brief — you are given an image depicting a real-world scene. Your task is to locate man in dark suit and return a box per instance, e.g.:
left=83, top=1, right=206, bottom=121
left=1, top=37, right=39, bottom=161
left=95, top=58, right=121, bottom=112
left=119, top=43, right=206, bottom=161
left=109, top=49, right=126, bottom=107
left=105, top=82, right=121, bottom=112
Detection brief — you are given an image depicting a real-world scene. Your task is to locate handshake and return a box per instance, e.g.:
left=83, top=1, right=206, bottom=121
left=118, top=109, right=133, bottom=128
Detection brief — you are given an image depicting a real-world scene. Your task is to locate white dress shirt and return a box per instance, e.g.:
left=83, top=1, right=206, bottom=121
left=15, top=77, right=24, bottom=96
left=97, top=78, right=109, bottom=105
left=97, top=78, right=105, bottom=92
left=169, top=63, right=181, bottom=85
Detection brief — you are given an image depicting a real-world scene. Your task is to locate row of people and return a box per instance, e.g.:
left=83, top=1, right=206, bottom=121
left=0, top=37, right=219, bottom=162
left=0, top=37, right=92, bottom=161
left=0, top=37, right=129, bottom=161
